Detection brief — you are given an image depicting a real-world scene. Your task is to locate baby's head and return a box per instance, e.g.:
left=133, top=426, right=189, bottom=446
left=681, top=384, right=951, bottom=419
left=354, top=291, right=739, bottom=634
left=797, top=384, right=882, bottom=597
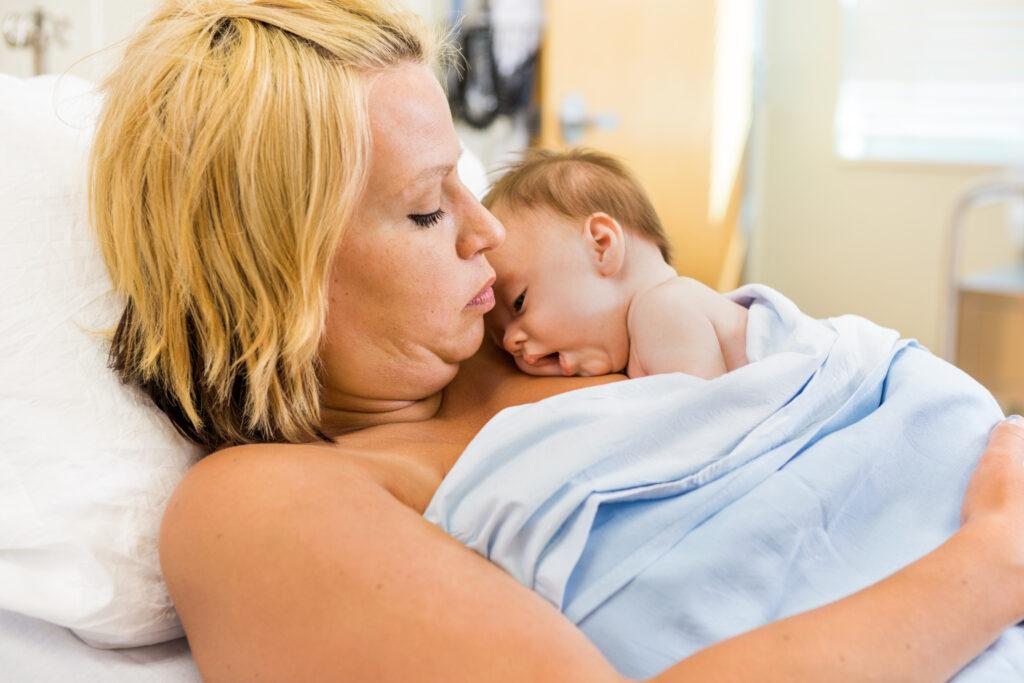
left=482, top=148, right=671, bottom=377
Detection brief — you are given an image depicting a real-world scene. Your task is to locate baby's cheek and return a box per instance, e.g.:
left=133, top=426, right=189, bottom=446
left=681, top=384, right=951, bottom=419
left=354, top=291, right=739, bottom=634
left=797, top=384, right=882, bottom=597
left=611, top=347, right=630, bottom=374
left=532, top=321, right=561, bottom=348
left=606, top=327, right=631, bottom=371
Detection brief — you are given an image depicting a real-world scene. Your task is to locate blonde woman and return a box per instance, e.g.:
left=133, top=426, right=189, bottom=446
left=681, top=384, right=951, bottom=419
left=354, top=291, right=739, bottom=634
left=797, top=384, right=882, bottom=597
left=90, top=1, right=1024, bottom=681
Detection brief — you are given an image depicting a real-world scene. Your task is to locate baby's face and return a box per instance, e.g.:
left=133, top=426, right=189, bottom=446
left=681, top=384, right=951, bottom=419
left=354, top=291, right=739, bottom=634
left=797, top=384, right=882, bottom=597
left=484, top=205, right=630, bottom=377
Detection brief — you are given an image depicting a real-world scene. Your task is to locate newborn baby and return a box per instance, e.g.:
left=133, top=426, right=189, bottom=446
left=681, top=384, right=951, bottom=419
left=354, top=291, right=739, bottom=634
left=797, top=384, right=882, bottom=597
left=484, top=148, right=749, bottom=379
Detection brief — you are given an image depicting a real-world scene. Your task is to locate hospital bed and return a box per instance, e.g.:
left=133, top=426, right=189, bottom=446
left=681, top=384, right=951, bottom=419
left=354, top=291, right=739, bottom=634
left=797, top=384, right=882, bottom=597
left=0, top=610, right=199, bottom=683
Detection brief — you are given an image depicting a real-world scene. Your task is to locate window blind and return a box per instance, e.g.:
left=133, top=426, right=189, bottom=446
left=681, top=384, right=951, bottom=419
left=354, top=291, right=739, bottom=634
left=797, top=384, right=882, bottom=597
left=835, top=0, right=1024, bottom=165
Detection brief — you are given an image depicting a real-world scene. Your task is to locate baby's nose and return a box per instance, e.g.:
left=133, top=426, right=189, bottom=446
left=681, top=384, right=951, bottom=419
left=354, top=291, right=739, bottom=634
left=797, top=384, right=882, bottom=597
left=503, top=325, right=527, bottom=354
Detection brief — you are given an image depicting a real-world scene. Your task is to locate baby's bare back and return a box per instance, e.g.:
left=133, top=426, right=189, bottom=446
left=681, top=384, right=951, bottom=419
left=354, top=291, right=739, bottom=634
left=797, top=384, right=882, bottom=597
left=626, top=276, right=748, bottom=379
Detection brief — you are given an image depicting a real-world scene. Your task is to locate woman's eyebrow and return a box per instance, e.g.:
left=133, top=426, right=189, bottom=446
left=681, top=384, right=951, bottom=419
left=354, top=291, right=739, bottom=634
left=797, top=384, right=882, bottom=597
left=412, top=162, right=454, bottom=183
left=395, top=163, right=454, bottom=203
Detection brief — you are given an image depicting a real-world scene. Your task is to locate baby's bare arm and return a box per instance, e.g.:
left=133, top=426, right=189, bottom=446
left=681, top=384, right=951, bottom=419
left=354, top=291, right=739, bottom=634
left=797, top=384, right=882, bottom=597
left=627, top=280, right=730, bottom=379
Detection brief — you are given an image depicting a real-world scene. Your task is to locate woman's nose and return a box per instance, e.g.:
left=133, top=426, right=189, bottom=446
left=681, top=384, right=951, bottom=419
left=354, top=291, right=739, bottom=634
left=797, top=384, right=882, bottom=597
left=456, top=193, right=506, bottom=260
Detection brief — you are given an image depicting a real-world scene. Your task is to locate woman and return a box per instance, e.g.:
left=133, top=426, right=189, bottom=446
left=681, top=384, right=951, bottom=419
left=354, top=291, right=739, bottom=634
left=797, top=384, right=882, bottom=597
left=89, top=1, right=1024, bottom=681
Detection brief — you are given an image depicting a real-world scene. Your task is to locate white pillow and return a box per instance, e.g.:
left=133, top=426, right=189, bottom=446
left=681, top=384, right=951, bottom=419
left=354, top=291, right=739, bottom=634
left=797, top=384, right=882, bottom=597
left=458, top=144, right=490, bottom=199
left=0, top=74, right=202, bottom=648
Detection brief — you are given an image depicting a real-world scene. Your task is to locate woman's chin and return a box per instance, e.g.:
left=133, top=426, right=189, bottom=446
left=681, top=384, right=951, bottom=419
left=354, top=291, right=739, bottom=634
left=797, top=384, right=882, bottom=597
left=443, top=319, right=487, bottom=363
left=418, top=362, right=462, bottom=396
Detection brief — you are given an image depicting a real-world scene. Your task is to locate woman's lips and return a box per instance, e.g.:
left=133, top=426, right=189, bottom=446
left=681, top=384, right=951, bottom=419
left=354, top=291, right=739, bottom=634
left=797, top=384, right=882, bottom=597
left=466, top=278, right=496, bottom=311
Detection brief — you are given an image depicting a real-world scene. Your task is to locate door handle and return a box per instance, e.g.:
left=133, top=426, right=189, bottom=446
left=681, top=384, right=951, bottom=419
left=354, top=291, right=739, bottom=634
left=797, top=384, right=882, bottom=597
left=559, top=93, right=620, bottom=145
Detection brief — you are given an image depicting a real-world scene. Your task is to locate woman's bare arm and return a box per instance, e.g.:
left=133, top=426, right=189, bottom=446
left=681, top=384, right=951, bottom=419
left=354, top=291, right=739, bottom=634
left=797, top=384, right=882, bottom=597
left=161, top=420, right=1024, bottom=683
left=160, top=445, right=626, bottom=683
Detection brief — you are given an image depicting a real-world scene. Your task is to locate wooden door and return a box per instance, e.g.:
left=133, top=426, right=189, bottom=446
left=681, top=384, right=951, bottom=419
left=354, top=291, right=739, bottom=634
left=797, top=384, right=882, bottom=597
left=538, top=0, right=753, bottom=290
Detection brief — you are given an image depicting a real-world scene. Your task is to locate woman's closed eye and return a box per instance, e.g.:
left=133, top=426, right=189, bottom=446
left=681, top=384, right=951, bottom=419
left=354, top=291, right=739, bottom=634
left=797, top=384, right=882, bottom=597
left=408, top=208, right=446, bottom=228
left=513, top=289, right=526, bottom=314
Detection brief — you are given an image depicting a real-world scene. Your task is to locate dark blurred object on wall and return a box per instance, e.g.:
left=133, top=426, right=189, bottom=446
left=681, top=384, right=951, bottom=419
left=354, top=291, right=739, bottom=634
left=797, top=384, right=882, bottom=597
left=446, top=0, right=541, bottom=131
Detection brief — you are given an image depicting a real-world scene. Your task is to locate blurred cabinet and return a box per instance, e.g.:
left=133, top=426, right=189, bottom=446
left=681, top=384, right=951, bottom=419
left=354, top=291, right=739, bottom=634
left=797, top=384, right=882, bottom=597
left=956, top=268, right=1024, bottom=414
left=947, top=178, right=1024, bottom=415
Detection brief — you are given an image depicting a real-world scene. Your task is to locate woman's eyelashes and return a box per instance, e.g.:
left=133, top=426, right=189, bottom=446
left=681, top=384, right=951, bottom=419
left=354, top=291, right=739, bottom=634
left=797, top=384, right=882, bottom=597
left=408, top=208, right=446, bottom=228
left=512, top=289, right=526, bottom=314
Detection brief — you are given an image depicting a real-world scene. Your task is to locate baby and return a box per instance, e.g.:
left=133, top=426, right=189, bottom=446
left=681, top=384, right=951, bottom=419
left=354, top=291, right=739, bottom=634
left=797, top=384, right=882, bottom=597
left=483, top=148, right=749, bottom=379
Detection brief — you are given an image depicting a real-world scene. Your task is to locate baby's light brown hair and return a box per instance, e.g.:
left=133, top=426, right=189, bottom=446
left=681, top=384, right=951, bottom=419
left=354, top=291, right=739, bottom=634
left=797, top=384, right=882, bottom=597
left=482, top=148, right=672, bottom=264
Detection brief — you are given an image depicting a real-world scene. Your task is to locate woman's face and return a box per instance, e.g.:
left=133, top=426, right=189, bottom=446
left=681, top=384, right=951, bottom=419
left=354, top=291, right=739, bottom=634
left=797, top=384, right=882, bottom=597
left=320, top=62, right=505, bottom=411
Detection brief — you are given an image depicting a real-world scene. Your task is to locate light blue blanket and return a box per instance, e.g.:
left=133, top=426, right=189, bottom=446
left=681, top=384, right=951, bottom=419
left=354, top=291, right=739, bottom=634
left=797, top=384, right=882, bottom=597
left=423, top=284, right=1022, bottom=680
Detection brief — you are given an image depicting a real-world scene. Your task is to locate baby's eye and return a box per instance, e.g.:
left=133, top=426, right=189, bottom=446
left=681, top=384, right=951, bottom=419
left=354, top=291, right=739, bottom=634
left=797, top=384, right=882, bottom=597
left=513, top=290, right=526, bottom=313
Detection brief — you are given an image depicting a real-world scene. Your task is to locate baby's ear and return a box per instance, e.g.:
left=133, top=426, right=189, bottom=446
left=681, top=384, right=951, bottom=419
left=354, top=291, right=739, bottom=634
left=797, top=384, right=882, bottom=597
left=583, top=212, right=625, bottom=277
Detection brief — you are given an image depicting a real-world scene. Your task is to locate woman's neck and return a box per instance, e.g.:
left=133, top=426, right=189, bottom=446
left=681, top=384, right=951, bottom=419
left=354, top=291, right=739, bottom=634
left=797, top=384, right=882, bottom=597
left=322, top=342, right=627, bottom=512
left=316, top=341, right=515, bottom=439
left=319, top=392, right=445, bottom=437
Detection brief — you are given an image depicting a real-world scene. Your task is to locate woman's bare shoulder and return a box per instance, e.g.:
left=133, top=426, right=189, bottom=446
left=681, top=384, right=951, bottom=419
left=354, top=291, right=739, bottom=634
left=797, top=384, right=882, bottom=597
left=159, top=442, right=400, bottom=600
left=163, top=442, right=383, bottom=524
left=158, top=442, right=388, bottom=593
left=157, top=442, right=406, bottom=677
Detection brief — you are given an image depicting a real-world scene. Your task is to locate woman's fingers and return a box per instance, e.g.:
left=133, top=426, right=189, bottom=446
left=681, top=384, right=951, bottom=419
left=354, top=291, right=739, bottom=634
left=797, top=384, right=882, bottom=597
left=989, top=416, right=1024, bottom=457
left=961, top=416, right=1024, bottom=527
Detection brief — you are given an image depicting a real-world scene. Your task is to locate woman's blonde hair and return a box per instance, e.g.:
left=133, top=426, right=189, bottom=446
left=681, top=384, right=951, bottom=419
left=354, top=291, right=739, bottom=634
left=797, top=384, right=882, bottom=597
left=90, top=0, right=442, bottom=449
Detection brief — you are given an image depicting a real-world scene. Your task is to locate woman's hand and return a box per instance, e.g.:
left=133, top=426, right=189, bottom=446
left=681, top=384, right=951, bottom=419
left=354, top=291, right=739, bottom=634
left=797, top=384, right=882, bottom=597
left=960, top=416, right=1024, bottom=569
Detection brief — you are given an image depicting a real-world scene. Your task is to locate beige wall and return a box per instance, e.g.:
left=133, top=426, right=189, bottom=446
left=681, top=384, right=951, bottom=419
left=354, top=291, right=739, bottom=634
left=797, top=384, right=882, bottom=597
left=747, top=0, right=1020, bottom=353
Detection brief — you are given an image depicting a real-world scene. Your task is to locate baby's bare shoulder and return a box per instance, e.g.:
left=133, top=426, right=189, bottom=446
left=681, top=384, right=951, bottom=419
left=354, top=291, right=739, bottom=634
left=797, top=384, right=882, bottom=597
left=629, top=276, right=747, bottom=341
left=628, top=277, right=711, bottom=339
left=632, top=276, right=722, bottom=317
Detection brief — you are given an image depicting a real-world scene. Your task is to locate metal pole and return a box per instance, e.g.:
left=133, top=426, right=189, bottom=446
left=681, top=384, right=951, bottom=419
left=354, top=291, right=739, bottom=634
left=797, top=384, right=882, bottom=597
left=944, top=177, right=1024, bottom=363
left=1, top=6, right=69, bottom=76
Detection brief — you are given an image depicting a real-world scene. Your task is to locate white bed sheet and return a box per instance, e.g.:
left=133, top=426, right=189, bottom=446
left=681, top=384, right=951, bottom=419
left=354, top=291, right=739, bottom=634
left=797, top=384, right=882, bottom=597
left=0, top=609, right=200, bottom=682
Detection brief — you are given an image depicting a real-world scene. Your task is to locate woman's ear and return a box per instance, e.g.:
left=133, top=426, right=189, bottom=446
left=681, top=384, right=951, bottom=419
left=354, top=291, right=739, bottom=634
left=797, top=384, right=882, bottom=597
left=583, top=212, right=626, bottom=277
